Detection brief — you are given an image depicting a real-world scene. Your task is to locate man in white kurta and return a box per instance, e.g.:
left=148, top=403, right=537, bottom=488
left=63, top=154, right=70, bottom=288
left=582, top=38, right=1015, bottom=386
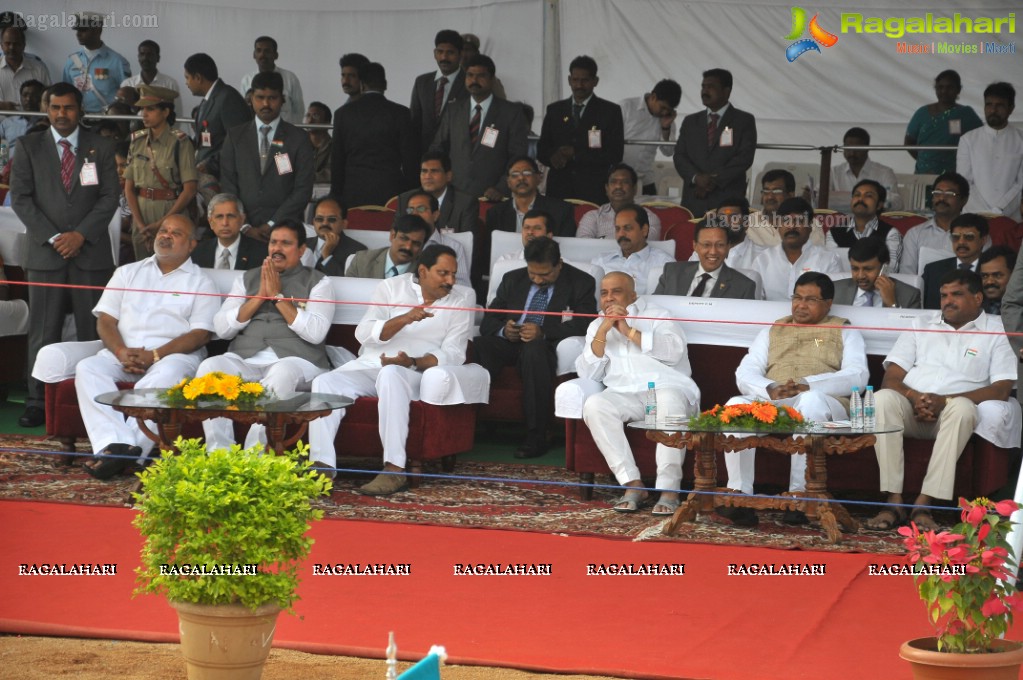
left=591, top=204, right=675, bottom=295
left=75, top=215, right=219, bottom=476
left=957, top=82, right=1023, bottom=220
left=723, top=272, right=868, bottom=525
left=577, top=272, right=699, bottom=515
left=867, top=269, right=1018, bottom=532
left=308, top=245, right=474, bottom=495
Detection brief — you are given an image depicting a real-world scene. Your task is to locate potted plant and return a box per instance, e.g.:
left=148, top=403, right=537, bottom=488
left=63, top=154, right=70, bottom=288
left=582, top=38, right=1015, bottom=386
left=133, top=438, right=331, bottom=679
left=898, top=497, right=1023, bottom=679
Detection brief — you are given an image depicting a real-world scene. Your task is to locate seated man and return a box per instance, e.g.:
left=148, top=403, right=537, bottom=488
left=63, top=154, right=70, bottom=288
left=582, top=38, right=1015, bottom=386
left=829, top=127, right=902, bottom=211
left=576, top=163, right=662, bottom=240
left=308, top=244, right=475, bottom=493
left=475, top=238, right=596, bottom=457
left=694, top=196, right=765, bottom=271
left=833, top=238, right=921, bottom=309
left=394, top=150, right=480, bottom=234
left=494, top=209, right=554, bottom=263
left=196, top=221, right=333, bottom=450
left=751, top=197, right=843, bottom=302
left=346, top=214, right=428, bottom=278
left=824, top=179, right=903, bottom=272
left=591, top=203, right=674, bottom=295
left=302, top=194, right=367, bottom=276
left=722, top=272, right=868, bottom=525
left=657, top=219, right=756, bottom=299
left=867, top=269, right=1016, bottom=531
left=977, top=246, right=1015, bottom=315
left=922, top=213, right=988, bottom=309
left=900, top=172, right=968, bottom=275
left=748, top=170, right=825, bottom=249
left=403, top=190, right=472, bottom=288
left=191, top=193, right=267, bottom=270
left=75, top=215, right=220, bottom=478
left=485, top=156, right=575, bottom=236
left=577, top=272, right=698, bottom=515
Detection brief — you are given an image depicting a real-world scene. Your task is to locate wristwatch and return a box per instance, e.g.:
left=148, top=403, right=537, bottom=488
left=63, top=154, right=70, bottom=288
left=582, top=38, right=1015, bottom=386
left=272, top=293, right=286, bottom=305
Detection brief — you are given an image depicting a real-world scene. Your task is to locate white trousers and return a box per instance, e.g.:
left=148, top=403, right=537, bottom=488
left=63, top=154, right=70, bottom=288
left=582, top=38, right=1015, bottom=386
left=197, top=355, right=322, bottom=451
left=724, top=391, right=846, bottom=495
left=874, top=390, right=977, bottom=500
left=75, top=349, right=201, bottom=458
left=582, top=388, right=689, bottom=491
left=308, top=365, right=423, bottom=469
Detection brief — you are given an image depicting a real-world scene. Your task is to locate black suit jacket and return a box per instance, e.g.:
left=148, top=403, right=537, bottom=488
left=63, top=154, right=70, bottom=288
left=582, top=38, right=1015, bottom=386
left=191, top=235, right=268, bottom=270
left=11, top=128, right=119, bottom=272
left=193, top=79, right=250, bottom=177
left=923, top=257, right=972, bottom=309
left=479, top=262, right=597, bottom=342
left=306, top=233, right=368, bottom=276
left=330, top=92, right=418, bottom=207
left=394, top=186, right=479, bottom=233
left=484, top=194, right=576, bottom=237
left=431, top=97, right=528, bottom=199
left=410, top=70, right=469, bottom=154
left=220, top=119, right=315, bottom=228
left=537, top=96, right=624, bottom=205
left=673, top=105, right=757, bottom=218
left=654, top=262, right=757, bottom=299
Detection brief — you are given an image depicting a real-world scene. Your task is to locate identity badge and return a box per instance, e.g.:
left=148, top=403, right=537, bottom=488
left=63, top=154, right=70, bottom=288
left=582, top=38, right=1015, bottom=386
left=275, top=153, right=293, bottom=175
left=481, top=126, right=499, bottom=148
left=949, top=119, right=962, bottom=135
left=79, top=162, right=99, bottom=186
left=588, top=128, right=602, bottom=149
left=201, top=131, right=212, bottom=147
left=720, top=127, right=734, bottom=147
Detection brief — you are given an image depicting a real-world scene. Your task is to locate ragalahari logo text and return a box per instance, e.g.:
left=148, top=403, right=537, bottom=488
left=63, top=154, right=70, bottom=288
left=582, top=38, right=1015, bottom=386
left=784, top=7, right=839, bottom=61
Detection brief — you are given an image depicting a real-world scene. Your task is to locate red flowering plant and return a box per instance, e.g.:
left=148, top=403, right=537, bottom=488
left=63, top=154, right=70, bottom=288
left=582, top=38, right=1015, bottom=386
left=688, top=401, right=808, bottom=432
left=899, top=497, right=1023, bottom=653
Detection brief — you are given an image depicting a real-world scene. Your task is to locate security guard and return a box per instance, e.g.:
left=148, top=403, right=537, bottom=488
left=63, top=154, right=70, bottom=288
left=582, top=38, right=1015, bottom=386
left=123, top=84, right=197, bottom=259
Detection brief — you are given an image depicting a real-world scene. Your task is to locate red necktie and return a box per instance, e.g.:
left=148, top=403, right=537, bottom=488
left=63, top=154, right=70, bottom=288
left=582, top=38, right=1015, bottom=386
left=469, top=104, right=482, bottom=146
left=59, top=139, right=74, bottom=192
left=707, top=113, right=719, bottom=148
left=434, top=76, right=448, bottom=118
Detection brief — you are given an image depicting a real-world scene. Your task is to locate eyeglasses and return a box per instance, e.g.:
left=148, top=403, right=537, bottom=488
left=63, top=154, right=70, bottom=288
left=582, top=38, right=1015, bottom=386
left=509, top=171, right=536, bottom=179
left=951, top=233, right=979, bottom=242
left=790, top=295, right=825, bottom=304
left=313, top=216, right=340, bottom=223
left=406, top=205, right=432, bottom=215
left=761, top=189, right=786, bottom=195
left=932, top=190, right=959, bottom=198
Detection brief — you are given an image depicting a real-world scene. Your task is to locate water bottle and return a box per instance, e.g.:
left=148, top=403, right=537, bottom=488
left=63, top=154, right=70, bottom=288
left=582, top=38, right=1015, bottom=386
left=645, top=381, right=657, bottom=425
left=863, top=386, right=876, bottom=431
left=850, top=386, right=863, bottom=430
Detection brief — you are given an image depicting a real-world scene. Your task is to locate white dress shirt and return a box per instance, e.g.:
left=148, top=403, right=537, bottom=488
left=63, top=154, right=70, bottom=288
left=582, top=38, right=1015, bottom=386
left=752, top=243, right=844, bottom=302
left=830, top=158, right=903, bottom=211
left=576, top=203, right=662, bottom=240
left=591, top=245, right=675, bottom=295
left=901, top=219, right=954, bottom=275
left=215, top=238, right=240, bottom=269
left=958, top=125, right=1023, bottom=219
left=620, top=96, right=676, bottom=187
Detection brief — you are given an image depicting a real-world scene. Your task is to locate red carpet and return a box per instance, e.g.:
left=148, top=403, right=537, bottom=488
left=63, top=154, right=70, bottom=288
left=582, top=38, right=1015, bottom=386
left=3, top=499, right=1020, bottom=679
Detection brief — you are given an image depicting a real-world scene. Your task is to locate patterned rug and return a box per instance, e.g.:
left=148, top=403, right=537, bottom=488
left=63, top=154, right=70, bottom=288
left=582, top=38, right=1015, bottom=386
left=0, top=434, right=907, bottom=555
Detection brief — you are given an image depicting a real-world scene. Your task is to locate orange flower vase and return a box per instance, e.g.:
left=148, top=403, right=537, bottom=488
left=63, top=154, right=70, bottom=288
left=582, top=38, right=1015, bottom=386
left=900, top=637, right=1023, bottom=680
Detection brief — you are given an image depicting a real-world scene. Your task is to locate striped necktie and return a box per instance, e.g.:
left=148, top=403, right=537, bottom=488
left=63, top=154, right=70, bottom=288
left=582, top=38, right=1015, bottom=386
left=59, top=139, right=74, bottom=192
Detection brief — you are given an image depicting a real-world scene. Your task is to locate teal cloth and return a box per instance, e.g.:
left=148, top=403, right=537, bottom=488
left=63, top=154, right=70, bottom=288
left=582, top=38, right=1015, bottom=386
left=398, top=652, right=442, bottom=679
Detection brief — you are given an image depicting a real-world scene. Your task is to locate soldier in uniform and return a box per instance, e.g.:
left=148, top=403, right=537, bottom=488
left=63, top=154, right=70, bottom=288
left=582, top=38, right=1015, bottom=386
left=123, top=84, right=197, bottom=259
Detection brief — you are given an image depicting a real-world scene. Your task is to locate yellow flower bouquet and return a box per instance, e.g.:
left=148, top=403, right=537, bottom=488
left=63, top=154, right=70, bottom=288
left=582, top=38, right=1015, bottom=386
left=162, top=372, right=268, bottom=407
left=689, top=401, right=808, bottom=432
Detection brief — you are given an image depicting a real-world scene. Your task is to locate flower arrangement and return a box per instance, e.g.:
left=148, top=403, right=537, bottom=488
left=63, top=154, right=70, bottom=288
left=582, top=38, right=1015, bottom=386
left=689, top=401, right=807, bottom=432
left=162, top=372, right=267, bottom=407
left=899, top=497, right=1023, bottom=654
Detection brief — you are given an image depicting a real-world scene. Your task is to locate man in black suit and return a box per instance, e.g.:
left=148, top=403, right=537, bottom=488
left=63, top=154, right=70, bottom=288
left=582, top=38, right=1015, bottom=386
left=485, top=156, right=576, bottom=237
left=833, top=238, right=921, bottom=309
left=430, top=55, right=528, bottom=202
left=394, top=151, right=479, bottom=234
left=190, top=193, right=267, bottom=270
left=922, top=213, right=988, bottom=309
left=183, top=53, right=249, bottom=188
left=655, top=221, right=757, bottom=299
left=537, top=55, right=624, bottom=205
left=11, top=82, right=120, bottom=427
left=673, top=68, right=757, bottom=218
left=304, top=195, right=367, bottom=276
left=331, top=62, right=417, bottom=208
left=410, top=29, right=468, bottom=154
left=219, top=71, right=314, bottom=243
left=475, top=238, right=597, bottom=457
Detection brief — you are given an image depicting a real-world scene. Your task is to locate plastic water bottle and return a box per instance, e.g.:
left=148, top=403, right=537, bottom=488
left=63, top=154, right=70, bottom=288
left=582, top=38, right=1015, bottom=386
left=645, top=381, right=657, bottom=425
left=850, top=386, right=863, bottom=430
left=863, top=386, right=876, bottom=431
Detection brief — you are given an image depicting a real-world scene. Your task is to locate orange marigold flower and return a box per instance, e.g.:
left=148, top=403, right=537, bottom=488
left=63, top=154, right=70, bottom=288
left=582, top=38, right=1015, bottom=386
left=750, top=402, right=778, bottom=423
left=782, top=405, right=804, bottom=422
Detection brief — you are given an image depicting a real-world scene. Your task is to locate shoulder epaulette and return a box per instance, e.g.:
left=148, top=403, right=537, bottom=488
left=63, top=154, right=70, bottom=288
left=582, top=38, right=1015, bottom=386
left=171, top=128, right=189, bottom=142
left=130, top=129, right=148, bottom=142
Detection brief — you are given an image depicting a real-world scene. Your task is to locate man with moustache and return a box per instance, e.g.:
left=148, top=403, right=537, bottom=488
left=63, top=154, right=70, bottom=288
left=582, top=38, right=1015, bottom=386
left=410, top=30, right=468, bottom=153
left=119, top=41, right=182, bottom=124
left=495, top=209, right=555, bottom=262
left=346, top=214, right=429, bottom=279
left=657, top=219, right=757, bottom=299
left=591, top=203, right=674, bottom=295
left=394, top=151, right=479, bottom=234
left=196, top=221, right=333, bottom=451
left=307, top=244, right=475, bottom=492
left=901, top=172, right=970, bottom=275
left=0, top=24, right=50, bottom=110
left=867, top=269, right=1016, bottom=531
left=403, top=190, right=472, bottom=288
left=977, top=246, right=1015, bottom=315
left=751, top=198, right=843, bottom=302
left=62, top=12, right=131, bottom=114
left=239, top=36, right=304, bottom=124
left=484, top=156, right=576, bottom=236
left=833, top=238, right=921, bottom=309
left=824, top=179, right=903, bottom=271
left=922, top=213, right=989, bottom=309
left=191, top=193, right=268, bottom=270
left=302, top=195, right=366, bottom=276
left=829, top=127, right=902, bottom=211
left=691, top=197, right=765, bottom=271
left=957, top=82, right=1023, bottom=220
left=11, top=82, right=119, bottom=428
left=338, top=53, right=369, bottom=105
left=577, top=163, right=663, bottom=240
left=183, top=53, right=249, bottom=191
left=747, top=169, right=825, bottom=249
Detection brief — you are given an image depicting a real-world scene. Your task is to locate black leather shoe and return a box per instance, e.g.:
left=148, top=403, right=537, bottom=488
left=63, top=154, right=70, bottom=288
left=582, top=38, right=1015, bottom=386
left=714, top=505, right=759, bottom=527
left=514, top=444, right=548, bottom=459
left=18, top=406, right=45, bottom=428
left=782, top=509, right=809, bottom=525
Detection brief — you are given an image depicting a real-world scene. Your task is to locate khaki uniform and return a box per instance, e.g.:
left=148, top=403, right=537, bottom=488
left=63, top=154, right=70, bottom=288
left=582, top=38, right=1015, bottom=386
left=125, top=127, right=197, bottom=258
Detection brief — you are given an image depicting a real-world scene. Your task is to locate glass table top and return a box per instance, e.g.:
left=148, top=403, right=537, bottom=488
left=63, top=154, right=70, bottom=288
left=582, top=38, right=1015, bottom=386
left=96, top=388, right=352, bottom=414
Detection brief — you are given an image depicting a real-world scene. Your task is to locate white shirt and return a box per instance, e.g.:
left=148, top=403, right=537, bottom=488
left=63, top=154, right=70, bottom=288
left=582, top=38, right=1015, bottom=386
left=901, top=218, right=954, bottom=275
left=496, top=248, right=525, bottom=264
left=830, top=158, right=903, bottom=211
left=0, top=55, right=51, bottom=105
left=824, top=216, right=904, bottom=272
left=885, top=311, right=1016, bottom=394
left=853, top=288, right=883, bottom=308
left=752, top=243, right=844, bottom=302
left=576, top=297, right=697, bottom=399
left=214, top=268, right=333, bottom=364
left=591, top=245, right=675, bottom=295
left=687, top=238, right=766, bottom=272
left=467, top=94, right=493, bottom=127
left=958, top=124, right=1023, bottom=219
left=576, top=203, right=662, bottom=240
left=93, top=257, right=219, bottom=351
left=683, top=263, right=722, bottom=297
left=121, top=71, right=183, bottom=124
left=345, top=273, right=475, bottom=370
left=253, top=116, right=281, bottom=149
left=215, top=238, right=240, bottom=269
left=736, top=324, right=869, bottom=399
left=240, top=66, right=305, bottom=124
left=620, top=96, right=675, bottom=186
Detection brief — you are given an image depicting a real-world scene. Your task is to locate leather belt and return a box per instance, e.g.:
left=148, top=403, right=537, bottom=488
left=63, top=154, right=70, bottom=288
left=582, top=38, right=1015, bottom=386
left=136, top=187, right=178, bottom=200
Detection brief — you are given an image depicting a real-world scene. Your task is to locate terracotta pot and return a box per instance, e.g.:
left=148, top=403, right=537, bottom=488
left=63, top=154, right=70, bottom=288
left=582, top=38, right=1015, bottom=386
left=171, top=601, right=281, bottom=680
left=899, top=637, right=1023, bottom=680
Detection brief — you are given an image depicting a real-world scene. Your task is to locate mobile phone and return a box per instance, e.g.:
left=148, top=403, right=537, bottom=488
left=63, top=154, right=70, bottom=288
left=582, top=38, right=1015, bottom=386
left=879, top=264, right=889, bottom=277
